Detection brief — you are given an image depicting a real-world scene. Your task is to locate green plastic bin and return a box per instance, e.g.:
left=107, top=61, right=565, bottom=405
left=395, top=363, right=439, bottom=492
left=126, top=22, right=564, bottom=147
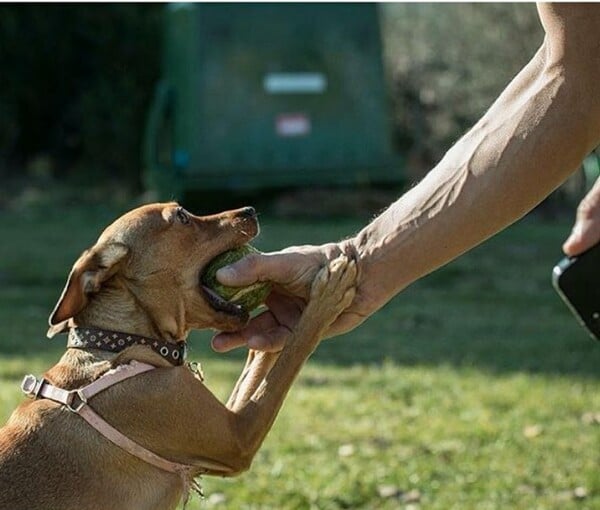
left=144, top=3, right=401, bottom=197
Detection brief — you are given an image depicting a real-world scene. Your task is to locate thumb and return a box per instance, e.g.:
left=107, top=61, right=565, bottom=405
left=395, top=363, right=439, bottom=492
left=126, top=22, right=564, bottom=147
left=215, top=252, right=293, bottom=287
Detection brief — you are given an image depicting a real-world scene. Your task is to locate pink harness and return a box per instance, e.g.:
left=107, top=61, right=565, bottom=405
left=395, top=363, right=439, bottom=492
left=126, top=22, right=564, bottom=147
left=21, top=361, right=232, bottom=499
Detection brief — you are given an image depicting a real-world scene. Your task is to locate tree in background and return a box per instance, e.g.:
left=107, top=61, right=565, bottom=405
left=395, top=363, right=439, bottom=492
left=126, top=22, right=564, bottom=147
left=0, top=4, right=160, bottom=186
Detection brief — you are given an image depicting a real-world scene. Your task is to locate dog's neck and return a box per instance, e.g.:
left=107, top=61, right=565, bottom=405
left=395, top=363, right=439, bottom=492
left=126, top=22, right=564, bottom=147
left=73, top=280, right=188, bottom=343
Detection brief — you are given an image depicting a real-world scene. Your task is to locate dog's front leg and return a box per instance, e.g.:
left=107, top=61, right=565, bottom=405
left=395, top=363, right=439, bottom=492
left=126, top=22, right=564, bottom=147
left=226, top=350, right=278, bottom=412
left=229, top=255, right=357, bottom=468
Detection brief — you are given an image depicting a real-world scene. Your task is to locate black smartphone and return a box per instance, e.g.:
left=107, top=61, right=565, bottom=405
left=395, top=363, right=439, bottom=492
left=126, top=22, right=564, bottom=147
left=552, top=242, right=600, bottom=341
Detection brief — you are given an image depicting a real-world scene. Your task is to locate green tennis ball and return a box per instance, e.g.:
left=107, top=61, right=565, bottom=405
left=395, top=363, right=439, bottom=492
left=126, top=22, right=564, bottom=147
left=202, top=245, right=271, bottom=312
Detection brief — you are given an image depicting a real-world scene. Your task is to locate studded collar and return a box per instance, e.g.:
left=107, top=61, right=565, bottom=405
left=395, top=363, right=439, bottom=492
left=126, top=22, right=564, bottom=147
left=67, top=327, right=187, bottom=366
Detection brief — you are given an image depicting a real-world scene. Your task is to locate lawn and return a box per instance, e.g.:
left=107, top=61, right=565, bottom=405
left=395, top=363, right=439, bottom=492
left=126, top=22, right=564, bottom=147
left=0, top=200, right=598, bottom=509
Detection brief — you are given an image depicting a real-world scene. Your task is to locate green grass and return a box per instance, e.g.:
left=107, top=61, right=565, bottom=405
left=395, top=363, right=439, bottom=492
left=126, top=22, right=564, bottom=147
left=0, top=202, right=599, bottom=509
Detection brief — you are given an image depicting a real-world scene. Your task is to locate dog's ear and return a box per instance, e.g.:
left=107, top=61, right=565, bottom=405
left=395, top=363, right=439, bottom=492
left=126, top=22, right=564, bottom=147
left=47, top=242, right=129, bottom=338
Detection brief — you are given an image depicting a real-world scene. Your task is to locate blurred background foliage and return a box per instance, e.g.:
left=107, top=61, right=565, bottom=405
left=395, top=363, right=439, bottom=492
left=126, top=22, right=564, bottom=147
left=381, top=3, right=542, bottom=178
left=0, top=4, right=161, bottom=187
left=0, top=4, right=544, bottom=190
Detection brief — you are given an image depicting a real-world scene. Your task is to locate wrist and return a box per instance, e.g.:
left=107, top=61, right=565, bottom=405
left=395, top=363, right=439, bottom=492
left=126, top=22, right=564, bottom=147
left=334, top=236, right=382, bottom=318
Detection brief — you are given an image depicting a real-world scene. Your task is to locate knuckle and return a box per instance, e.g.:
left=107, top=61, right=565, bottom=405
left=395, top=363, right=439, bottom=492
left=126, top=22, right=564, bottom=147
left=240, top=253, right=261, bottom=274
left=578, top=201, right=592, bottom=217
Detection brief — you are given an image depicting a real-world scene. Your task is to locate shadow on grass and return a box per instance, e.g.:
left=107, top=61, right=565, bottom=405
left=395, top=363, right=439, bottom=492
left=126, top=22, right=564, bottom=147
left=187, top=292, right=600, bottom=380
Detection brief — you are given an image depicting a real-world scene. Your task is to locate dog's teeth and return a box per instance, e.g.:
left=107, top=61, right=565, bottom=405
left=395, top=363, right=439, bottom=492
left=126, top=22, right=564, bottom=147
left=201, top=285, right=247, bottom=318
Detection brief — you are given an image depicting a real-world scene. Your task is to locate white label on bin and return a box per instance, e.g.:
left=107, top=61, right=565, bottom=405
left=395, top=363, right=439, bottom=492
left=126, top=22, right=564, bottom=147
left=264, top=73, right=327, bottom=94
left=276, top=114, right=311, bottom=137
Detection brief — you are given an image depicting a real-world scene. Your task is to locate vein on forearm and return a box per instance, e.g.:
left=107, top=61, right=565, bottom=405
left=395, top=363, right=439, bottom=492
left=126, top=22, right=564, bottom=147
left=352, top=43, right=600, bottom=309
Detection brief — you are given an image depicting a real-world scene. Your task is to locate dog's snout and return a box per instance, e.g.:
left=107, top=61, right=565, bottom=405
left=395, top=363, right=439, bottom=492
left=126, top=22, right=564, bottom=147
left=239, top=206, right=256, bottom=218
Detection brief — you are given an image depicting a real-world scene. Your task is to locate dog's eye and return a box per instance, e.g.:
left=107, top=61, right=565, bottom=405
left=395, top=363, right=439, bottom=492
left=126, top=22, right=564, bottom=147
left=175, top=208, right=190, bottom=225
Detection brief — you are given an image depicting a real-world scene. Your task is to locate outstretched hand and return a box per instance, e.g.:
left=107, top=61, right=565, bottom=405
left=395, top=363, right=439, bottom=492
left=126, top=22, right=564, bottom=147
left=211, top=243, right=369, bottom=352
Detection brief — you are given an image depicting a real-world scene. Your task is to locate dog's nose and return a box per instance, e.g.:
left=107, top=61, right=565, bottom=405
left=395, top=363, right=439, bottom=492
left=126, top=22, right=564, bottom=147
left=239, top=206, right=256, bottom=218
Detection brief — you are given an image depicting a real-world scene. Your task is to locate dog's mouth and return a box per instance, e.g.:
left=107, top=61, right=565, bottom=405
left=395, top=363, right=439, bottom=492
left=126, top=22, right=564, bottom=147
left=200, top=285, right=248, bottom=320
left=199, top=242, right=257, bottom=323
left=198, top=208, right=259, bottom=324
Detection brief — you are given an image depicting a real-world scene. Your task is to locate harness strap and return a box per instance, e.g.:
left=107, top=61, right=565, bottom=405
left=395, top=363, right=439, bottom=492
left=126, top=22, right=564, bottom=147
left=78, top=404, right=194, bottom=474
left=79, top=360, right=155, bottom=401
left=21, top=361, right=232, bottom=477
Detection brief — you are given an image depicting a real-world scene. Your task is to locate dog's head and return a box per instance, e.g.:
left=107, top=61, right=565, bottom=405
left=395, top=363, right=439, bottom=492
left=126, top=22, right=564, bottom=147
left=47, top=202, right=259, bottom=339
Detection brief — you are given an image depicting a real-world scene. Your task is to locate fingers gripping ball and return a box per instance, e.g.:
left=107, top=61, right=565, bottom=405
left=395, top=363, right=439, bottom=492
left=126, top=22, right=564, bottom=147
left=201, top=245, right=271, bottom=312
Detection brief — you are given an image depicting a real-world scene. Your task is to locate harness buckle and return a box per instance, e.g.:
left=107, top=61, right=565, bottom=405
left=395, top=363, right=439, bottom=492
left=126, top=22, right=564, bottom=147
left=66, top=389, right=88, bottom=413
left=21, top=374, right=44, bottom=399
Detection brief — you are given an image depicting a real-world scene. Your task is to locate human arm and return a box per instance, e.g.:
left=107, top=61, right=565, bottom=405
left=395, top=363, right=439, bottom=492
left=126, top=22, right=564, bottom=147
left=349, top=4, right=600, bottom=313
left=213, top=4, right=600, bottom=352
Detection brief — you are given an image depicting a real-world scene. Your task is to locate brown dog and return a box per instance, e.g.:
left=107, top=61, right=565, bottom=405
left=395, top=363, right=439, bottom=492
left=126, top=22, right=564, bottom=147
left=0, top=202, right=356, bottom=510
